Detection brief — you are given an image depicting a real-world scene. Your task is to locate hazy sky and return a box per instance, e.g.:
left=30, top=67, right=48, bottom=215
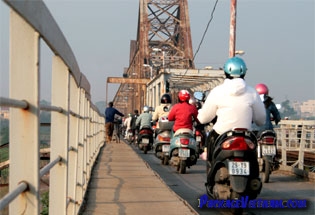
left=1, top=0, right=314, bottom=105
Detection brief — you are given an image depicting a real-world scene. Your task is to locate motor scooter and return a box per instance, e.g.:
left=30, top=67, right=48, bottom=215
left=205, top=128, right=262, bottom=215
left=194, top=124, right=206, bottom=156
left=256, top=129, right=279, bottom=183
left=137, top=125, right=154, bottom=154
left=125, top=128, right=134, bottom=144
left=168, top=129, right=198, bottom=174
left=153, top=116, right=173, bottom=165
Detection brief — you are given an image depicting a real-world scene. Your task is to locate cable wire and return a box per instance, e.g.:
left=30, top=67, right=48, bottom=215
left=179, top=0, right=219, bottom=79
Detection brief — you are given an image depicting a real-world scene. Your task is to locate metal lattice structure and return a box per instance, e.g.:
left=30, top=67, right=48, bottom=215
left=113, top=0, right=194, bottom=114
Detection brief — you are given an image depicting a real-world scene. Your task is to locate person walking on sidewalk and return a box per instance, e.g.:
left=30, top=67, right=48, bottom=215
left=105, top=101, right=124, bottom=142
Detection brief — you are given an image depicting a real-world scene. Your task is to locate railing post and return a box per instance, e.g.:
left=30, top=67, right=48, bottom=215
left=75, top=89, right=86, bottom=214
left=281, top=125, right=287, bottom=166
left=83, top=98, right=89, bottom=193
left=86, top=103, right=92, bottom=182
left=49, top=56, right=69, bottom=215
left=298, top=124, right=306, bottom=170
left=67, top=75, right=80, bottom=214
left=9, top=10, right=40, bottom=215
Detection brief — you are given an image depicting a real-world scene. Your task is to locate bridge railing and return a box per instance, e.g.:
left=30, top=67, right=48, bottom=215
left=274, top=120, right=315, bottom=173
left=0, top=1, right=105, bottom=214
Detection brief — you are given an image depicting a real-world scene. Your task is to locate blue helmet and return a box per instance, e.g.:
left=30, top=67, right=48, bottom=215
left=223, top=57, right=247, bottom=78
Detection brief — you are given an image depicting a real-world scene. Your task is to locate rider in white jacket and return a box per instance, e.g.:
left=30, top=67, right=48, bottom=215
left=198, top=57, right=266, bottom=161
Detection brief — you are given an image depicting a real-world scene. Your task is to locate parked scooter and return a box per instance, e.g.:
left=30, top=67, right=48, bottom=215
left=153, top=116, right=173, bottom=165
left=137, top=126, right=154, bottom=154
left=205, top=128, right=262, bottom=215
left=256, top=129, right=279, bottom=183
left=168, top=129, right=198, bottom=174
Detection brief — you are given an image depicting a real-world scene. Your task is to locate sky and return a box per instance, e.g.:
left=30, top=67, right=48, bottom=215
left=1, top=0, right=314, bottom=105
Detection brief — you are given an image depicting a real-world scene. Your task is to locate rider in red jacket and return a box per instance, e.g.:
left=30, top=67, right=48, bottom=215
left=168, top=90, right=200, bottom=136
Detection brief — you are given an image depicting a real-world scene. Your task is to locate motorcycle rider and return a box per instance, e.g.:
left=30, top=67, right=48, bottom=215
left=136, top=106, right=153, bottom=130
left=255, top=83, right=281, bottom=131
left=254, top=83, right=281, bottom=165
left=130, top=109, right=140, bottom=139
left=197, top=57, right=266, bottom=161
left=168, top=90, right=200, bottom=136
left=136, top=106, right=153, bottom=144
left=152, top=94, right=172, bottom=131
left=123, top=113, right=132, bottom=138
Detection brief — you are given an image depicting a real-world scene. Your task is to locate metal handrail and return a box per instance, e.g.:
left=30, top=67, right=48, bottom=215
left=39, top=156, right=62, bottom=178
left=0, top=1, right=106, bottom=214
left=0, top=97, right=28, bottom=109
left=0, top=182, right=28, bottom=211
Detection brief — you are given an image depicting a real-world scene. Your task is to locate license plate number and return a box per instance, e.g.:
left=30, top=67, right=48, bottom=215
left=162, top=144, right=170, bottom=152
left=142, top=138, right=149, bottom=144
left=179, top=148, right=190, bottom=157
left=262, top=145, right=276, bottom=156
left=196, top=136, right=201, bottom=142
left=228, top=161, right=250, bottom=175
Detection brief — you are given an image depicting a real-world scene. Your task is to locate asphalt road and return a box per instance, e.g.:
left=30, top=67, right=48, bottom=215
left=129, top=142, right=315, bottom=215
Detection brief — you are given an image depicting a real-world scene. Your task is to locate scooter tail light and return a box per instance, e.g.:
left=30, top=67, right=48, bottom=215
left=261, top=136, right=275, bottom=144
left=195, top=130, right=201, bottom=136
left=221, top=137, right=248, bottom=150
left=245, top=139, right=256, bottom=150
left=139, top=129, right=153, bottom=135
left=158, top=136, right=170, bottom=142
left=233, top=157, right=243, bottom=161
left=180, top=138, right=190, bottom=145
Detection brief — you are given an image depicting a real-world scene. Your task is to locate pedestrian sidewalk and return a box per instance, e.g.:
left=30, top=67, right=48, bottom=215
left=80, top=141, right=198, bottom=215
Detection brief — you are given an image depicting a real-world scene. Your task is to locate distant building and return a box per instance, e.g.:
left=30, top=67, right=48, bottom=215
left=300, top=100, right=315, bottom=118
left=292, top=101, right=301, bottom=116
left=0, top=107, right=9, bottom=119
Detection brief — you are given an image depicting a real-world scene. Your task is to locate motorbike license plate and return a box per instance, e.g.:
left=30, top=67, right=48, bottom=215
left=228, top=161, right=250, bottom=176
left=179, top=148, right=190, bottom=157
left=196, top=136, right=201, bottom=142
left=142, top=138, right=149, bottom=144
left=262, top=145, right=276, bottom=156
left=162, top=144, right=170, bottom=152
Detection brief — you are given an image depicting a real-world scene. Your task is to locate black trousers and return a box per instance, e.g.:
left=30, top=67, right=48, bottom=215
left=206, top=130, right=220, bottom=162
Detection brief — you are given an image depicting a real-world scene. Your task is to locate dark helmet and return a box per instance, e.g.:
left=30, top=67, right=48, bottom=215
left=160, top=94, right=172, bottom=104
left=195, top=102, right=202, bottom=110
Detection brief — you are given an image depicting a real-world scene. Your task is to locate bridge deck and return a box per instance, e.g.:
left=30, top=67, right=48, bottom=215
left=79, top=142, right=197, bottom=215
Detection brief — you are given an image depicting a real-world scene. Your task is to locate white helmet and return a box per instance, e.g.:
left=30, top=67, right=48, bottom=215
left=143, top=106, right=150, bottom=113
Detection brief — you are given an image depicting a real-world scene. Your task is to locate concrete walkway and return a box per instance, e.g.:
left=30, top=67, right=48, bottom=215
left=79, top=141, right=197, bottom=215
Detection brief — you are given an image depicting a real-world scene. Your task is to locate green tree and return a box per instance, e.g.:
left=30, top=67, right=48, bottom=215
left=0, top=118, right=9, bottom=145
left=280, top=100, right=298, bottom=119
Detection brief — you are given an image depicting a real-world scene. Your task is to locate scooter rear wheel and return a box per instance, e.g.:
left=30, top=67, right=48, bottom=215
left=230, top=191, right=243, bottom=215
left=162, top=156, right=169, bottom=165
left=178, top=160, right=186, bottom=174
left=260, top=157, right=270, bottom=183
left=143, top=145, right=148, bottom=154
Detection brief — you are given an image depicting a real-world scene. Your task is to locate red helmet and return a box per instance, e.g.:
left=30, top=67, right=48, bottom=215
left=255, top=83, right=269, bottom=95
left=178, top=90, right=190, bottom=102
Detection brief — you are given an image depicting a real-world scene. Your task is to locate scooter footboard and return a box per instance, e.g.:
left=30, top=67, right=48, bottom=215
left=230, top=175, right=248, bottom=193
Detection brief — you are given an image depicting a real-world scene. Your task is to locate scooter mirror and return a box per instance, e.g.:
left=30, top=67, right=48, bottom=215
left=163, top=106, right=169, bottom=112
left=194, top=91, right=204, bottom=101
